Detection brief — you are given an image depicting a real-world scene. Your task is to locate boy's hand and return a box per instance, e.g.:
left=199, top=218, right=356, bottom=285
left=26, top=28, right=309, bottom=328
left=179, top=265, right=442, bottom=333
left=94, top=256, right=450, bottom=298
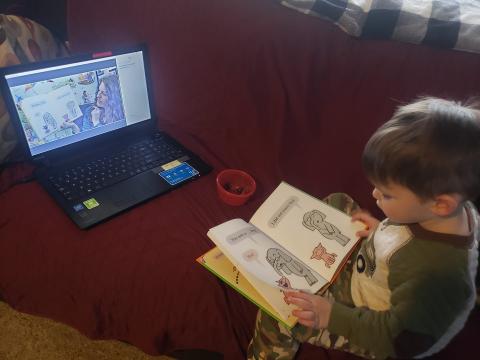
left=351, top=210, right=380, bottom=238
left=286, top=291, right=332, bottom=329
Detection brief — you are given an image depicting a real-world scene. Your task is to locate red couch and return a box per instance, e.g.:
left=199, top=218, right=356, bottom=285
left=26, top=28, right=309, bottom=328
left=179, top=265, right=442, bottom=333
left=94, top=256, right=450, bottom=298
left=1, top=0, right=479, bottom=358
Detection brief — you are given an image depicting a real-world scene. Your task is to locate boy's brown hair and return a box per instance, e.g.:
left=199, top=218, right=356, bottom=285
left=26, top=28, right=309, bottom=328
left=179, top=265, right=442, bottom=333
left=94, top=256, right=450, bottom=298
left=362, top=97, right=480, bottom=202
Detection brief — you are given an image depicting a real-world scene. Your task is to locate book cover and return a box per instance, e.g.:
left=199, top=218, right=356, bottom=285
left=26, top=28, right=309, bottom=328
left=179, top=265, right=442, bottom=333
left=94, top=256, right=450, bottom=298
left=197, top=247, right=298, bottom=328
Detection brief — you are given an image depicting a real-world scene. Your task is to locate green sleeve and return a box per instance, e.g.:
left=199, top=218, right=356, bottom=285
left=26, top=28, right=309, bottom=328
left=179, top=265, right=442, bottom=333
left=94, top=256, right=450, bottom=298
left=328, top=239, right=473, bottom=359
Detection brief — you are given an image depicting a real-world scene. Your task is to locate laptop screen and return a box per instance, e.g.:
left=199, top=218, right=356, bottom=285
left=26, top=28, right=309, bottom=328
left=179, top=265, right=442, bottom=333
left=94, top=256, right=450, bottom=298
left=4, top=50, right=151, bottom=157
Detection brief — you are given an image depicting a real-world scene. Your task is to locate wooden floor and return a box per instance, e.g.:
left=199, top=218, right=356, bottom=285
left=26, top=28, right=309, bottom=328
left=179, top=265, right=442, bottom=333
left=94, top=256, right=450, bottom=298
left=0, top=301, right=170, bottom=360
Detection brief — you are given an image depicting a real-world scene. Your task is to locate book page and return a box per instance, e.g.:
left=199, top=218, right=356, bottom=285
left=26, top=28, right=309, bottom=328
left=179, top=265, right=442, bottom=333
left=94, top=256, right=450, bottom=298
left=250, top=182, right=365, bottom=281
left=197, top=247, right=297, bottom=328
left=20, top=85, right=83, bottom=141
left=207, top=219, right=327, bottom=293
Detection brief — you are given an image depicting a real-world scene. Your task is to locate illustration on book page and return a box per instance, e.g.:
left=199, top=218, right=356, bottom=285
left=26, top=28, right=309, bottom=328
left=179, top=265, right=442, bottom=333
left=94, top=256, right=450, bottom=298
left=302, top=210, right=351, bottom=246
left=210, top=219, right=327, bottom=292
left=266, top=247, right=318, bottom=286
left=310, top=242, right=337, bottom=268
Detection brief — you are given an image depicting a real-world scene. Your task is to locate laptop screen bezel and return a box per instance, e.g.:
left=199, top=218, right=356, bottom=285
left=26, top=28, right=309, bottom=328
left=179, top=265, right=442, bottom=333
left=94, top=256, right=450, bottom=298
left=0, top=44, right=157, bottom=164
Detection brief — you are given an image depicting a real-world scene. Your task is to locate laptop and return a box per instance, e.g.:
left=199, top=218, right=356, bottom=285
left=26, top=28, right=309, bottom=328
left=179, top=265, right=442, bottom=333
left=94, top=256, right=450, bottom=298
left=0, top=45, right=212, bottom=229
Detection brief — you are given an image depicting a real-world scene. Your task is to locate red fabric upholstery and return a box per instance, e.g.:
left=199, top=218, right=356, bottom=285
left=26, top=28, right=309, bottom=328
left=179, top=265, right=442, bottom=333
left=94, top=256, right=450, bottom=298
left=1, top=0, right=479, bottom=358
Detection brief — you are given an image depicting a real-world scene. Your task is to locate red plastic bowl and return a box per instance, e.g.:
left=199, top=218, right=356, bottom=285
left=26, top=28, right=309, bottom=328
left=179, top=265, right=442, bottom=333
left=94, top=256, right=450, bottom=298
left=216, top=169, right=256, bottom=206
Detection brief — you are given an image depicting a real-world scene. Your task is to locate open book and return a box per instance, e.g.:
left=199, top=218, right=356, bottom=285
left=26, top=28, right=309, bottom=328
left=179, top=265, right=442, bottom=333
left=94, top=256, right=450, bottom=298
left=197, top=182, right=365, bottom=328
left=21, top=85, right=83, bottom=141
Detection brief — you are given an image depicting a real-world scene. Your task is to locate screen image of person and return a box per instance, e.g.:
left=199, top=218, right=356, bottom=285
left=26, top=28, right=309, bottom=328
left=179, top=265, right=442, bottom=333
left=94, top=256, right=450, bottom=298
left=62, top=74, right=125, bottom=133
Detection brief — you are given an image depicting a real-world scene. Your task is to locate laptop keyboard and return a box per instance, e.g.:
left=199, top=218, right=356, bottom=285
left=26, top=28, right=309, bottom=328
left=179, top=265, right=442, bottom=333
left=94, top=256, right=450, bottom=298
left=48, top=132, right=187, bottom=201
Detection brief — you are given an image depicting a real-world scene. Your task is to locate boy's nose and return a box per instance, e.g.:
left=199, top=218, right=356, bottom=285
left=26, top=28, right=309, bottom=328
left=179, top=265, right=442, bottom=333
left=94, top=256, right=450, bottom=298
left=372, top=188, right=381, bottom=200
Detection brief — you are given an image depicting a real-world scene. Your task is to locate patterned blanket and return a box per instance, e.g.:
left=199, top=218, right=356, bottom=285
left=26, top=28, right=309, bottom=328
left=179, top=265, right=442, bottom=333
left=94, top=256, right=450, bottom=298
left=0, top=15, right=68, bottom=164
left=278, top=0, right=480, bottom=54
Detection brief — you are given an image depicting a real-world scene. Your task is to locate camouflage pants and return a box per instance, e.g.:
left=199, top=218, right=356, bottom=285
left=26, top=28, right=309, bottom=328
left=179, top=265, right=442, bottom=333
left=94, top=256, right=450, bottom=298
left=247, top=193, right=375, bottom=360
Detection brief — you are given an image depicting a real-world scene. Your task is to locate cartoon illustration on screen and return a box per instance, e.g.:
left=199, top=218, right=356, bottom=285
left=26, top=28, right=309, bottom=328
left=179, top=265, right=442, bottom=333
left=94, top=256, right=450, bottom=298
left=82, top=90, right=90, bottom=104
left=77, top=72, right=95, bottom=85
left=266, top=248, right=318, bottom=286
left=302, top=210, right=351, bottom=246
left=10, top=66, right=126, bottom=149
left=66, top=100, right=79, bottom=118
left=310, top=242, right=337, bottom=268
left=42, top=112, right=57, bottom=134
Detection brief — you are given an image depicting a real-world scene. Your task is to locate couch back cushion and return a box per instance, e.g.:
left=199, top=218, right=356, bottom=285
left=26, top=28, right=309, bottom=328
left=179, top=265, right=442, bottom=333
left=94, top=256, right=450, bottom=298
left=67, top=0, right=480, bottom=212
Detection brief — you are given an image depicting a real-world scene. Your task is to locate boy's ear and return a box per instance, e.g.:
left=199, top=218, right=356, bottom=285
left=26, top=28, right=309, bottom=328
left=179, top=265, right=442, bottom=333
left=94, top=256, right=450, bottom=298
left=431, top=194, right=462, bottom=216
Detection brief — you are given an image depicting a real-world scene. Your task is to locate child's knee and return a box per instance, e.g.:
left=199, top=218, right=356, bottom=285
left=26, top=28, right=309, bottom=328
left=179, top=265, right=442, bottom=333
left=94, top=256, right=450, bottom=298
left=322, top=193, right=359, bottom=215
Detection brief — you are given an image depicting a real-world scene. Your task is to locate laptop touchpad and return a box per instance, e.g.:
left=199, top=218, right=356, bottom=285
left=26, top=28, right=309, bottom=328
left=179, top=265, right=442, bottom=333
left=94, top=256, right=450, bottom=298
left=108, top=172, right=166, bottom=207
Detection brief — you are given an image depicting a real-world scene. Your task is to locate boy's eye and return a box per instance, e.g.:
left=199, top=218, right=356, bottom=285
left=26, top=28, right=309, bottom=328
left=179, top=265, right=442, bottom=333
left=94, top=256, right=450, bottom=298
left=382, top=194, right=392, bottom=200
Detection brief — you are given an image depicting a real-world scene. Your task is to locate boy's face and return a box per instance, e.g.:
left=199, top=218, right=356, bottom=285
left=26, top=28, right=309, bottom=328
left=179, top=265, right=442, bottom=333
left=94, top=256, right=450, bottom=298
left=371, top=182, right=435, bottom=224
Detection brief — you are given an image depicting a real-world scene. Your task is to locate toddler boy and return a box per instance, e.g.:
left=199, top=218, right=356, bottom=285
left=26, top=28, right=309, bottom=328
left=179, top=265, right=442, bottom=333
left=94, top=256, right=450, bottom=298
left=248, top=97, right=479, bottom=359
